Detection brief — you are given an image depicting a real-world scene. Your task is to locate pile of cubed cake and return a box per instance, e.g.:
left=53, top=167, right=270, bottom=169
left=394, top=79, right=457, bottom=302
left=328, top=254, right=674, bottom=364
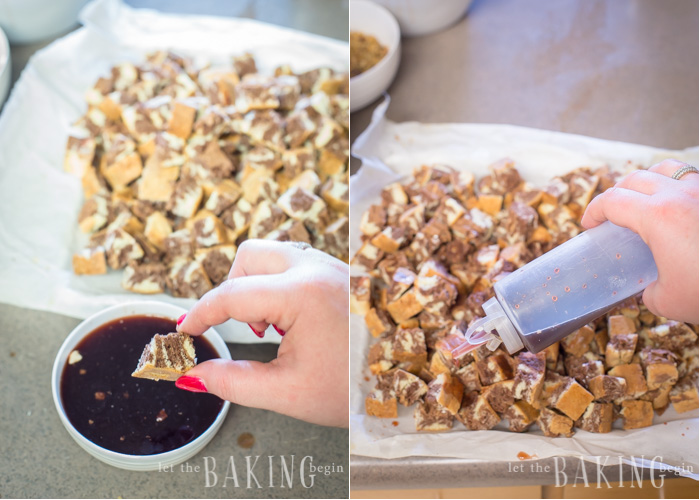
left=351, top=160, right=699, bottom=436
left=68, top=51, right=349, bottom=298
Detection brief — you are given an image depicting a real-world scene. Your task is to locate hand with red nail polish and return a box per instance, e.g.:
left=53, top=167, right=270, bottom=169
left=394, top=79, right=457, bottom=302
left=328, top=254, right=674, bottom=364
left=176, top=240, right=349, bottom=427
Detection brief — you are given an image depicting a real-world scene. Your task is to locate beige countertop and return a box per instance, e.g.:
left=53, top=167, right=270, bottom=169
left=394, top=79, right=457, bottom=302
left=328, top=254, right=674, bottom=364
left=350, top=0, right=698, bottom=173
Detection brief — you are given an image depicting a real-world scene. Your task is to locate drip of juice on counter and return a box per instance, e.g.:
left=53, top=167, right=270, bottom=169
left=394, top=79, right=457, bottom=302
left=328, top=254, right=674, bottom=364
left=452, top=222, right=658, bottom=358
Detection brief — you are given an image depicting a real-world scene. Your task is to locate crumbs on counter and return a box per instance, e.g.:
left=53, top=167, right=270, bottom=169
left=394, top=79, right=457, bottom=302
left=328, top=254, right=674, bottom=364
left=237, top=432, right=255, bottom=449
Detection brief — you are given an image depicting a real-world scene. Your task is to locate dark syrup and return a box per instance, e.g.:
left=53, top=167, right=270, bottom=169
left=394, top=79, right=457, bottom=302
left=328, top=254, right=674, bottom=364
left=60, top=315, right=224, bottom=455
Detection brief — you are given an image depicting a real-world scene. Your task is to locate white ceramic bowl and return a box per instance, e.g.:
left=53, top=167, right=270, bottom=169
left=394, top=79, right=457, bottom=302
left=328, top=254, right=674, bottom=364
left=350, top=0, right=401, bottom=113
left=0, top=25, right=10, bottom=107
left=51, top=301, right=231, bottom=471
left=373, top=0, right=472, bottom=37
left=0, top=0, right=88, bottom=44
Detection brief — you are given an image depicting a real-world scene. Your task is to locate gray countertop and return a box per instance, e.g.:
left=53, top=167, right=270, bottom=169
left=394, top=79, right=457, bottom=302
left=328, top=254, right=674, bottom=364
left=350, top=455, right=679, bottom=490
left=0, top=1, right=348, bottom=498
left=349, top=0, right=698, bottom=489
left=1, top=304, right=348, bottom=498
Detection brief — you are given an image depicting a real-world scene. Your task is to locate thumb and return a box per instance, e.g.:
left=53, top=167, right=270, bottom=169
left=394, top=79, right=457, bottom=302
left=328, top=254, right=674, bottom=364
left=175, top=358, right=284, bottom=411
left=641, top=280, right=662, bottom=318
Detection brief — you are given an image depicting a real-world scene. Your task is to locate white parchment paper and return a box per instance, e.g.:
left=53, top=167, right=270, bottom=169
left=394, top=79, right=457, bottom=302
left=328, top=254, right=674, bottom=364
left=0, top=0, right=348, bottom=343
left=349, top=97, right=699, bottom=478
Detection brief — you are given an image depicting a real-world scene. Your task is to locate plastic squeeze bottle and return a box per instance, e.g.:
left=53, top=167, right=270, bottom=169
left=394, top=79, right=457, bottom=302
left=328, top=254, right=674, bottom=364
left=452, top=221, right=658, bottom=358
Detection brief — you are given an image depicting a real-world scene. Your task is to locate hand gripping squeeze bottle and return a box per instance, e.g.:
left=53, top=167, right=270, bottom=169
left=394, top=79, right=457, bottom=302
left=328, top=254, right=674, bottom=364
left=451, top=221, right=658, bottom=360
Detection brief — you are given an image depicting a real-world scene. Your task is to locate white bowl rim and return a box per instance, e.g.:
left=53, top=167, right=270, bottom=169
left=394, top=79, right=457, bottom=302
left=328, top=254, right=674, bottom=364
left=51, top=301, right=231, bottom=465
left=350, top=0, right=401, bottom=83
left=0, top=25, right=9, bottom=73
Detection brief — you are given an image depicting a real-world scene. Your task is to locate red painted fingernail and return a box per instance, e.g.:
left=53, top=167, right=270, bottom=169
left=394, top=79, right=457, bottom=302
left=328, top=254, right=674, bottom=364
left=273, top=325, right=286, bottom=336
left=248, top=323, right=265, bottom=338
left=175, top=376, right=208, bottom=393
left=177, top=313, right=186, bottom=326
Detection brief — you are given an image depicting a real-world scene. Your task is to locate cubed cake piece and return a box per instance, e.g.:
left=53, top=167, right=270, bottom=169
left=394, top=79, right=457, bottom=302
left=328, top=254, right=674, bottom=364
left=575, top=402, right=613, bottom=433
left=368, top=339, right=394, bottom=375
left=192, top=210, right=229, bottom=247
left=351, top=241, right=385, bottom=273
left=648, top=321, right=698, bottom=355
left=102, top=151, right=143, bottom=190
left=359, top=205, right=387, bottom=237
left=393, top=369, right=428, bottom=406
left=564, top=352, right=605, bottom=385
left=320, top=178, right=349, bottom=213
left=168, top=176, right=203, bottom=219
left=167, top=100, right=197, bottom=139
left=167, top=259, right=213, bottom=299
left=537, top=407, right=574, bottom=437
left=414, top=399, right=453, bottom=432
left=248, top=199, right=287, bottom=239
left=620, top=400, right=654, bottom=430
left=476, top=353, right=514, bottom=385
left=607, top=315, right=637, bottom=337
left=266, top=219, right=312, bottom=244
left=393, top=328, right=428, bottom=366
left=121, top=262, right=167, bottom=294
left=364, top=308, right=395, bottom=338
left=561, top=325, right=595, bottom=357
left=639, top=347, right=679, bottom=390
left=72, top=246, right=108, bottom=275
left=454, top=362, right=482, bottom=393
left=503, top=401, right=539, bottom=432
left=425, top=373, right=464, bottom=415
left=350, top=276, right=371, bottom=315
left=640, top=385, right=673, bottom=414
left=386, top=288, right=424, bottom=323
left=132, top=331, right=196, bottom=381
left=219, top=197, right=252, bottom=241
left=204, top=179, right=242, bottom=216
left=553, top=377, right=594, bottom=420
left=429, top=351, right=452, bottom=376
left=669, top=374, right=699, bottom=413
left=365, top=386, right=398, bottom=419
left=78, top=195, right=109, bottom=234
left=277, top=186, right=327, bottom=223
left=605, top=333, right=638, bottom=368
left=144, top=211, right=173, bottom=250
left=513, top=352, right=546, bottom=406
left=588, top=375, right=627, bottom=403
left=105, top=228, right=144, bottom=270
left=371, top=226, right=406, bottom=253
left=608, top=363, right=648, bottom=399
left=456, top=391, right=501, bottom=430
left=482, top=380, right=515, bottom=414
left=195, top=244, right=236, bottom=285
left=162, top=229, right=194, bottom=262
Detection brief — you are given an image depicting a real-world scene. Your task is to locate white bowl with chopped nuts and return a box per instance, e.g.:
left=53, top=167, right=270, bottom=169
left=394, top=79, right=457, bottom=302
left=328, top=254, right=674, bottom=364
left=350, top=0, right=401, bottom=112
left=51, top=301, right=231, bottom=471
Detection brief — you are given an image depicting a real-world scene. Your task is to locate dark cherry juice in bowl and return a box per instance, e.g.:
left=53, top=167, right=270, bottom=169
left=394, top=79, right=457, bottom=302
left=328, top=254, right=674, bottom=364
left=60, top=315, right=224, bottom=455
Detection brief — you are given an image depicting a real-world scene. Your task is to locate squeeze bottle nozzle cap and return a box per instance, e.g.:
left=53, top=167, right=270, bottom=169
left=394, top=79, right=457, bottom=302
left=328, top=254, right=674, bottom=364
left=451, top=297, right=524, bottom=362
left=479, top=297, right=523, bottom=354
